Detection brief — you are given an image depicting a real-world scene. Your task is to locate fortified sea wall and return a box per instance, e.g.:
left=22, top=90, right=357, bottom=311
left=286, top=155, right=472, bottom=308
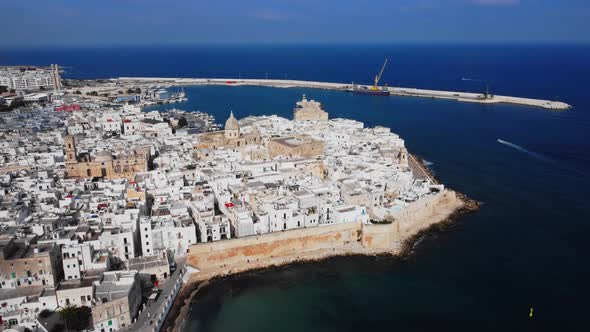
left=186, top=190, right=461, bottom=282
left=361, top=189, right=459, bottom=250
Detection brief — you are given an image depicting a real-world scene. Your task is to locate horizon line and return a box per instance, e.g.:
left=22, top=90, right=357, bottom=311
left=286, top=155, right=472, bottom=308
left=2, top=40, right=590, bottom=50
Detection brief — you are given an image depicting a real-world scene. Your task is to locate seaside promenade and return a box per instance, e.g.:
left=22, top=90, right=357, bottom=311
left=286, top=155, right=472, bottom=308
left=117, top=77, right=571, bottom=110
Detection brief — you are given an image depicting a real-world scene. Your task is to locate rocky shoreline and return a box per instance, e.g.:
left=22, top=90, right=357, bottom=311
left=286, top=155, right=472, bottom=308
left=399, top=192, right=481, bottom=256
left=161, top=191, right=480, bottom=332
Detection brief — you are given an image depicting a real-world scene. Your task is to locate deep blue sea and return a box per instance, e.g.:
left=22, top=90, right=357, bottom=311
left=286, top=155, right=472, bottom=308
left=2, top=44, right=589, bottom=331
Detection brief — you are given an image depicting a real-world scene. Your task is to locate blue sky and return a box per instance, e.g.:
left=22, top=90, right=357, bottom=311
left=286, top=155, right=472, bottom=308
left=1, top=0, right=588, bottom=46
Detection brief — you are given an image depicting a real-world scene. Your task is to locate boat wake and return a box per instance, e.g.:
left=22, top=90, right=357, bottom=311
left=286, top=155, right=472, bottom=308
left=497, top=139, right=550, bottom=162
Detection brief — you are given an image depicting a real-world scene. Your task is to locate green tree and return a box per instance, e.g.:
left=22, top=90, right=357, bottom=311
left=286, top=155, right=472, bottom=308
left=50, top=324, right=64, bottom=332
left=0, top=86, right=7, bottom=93
left=178, top=116, right=188, bottom=128
left=109, top=256, right=126, bottom=270
left=39, top=309, right=52, bottom=318
left=9, top=99, right=25, bottom=109
left=58, top=305, right=92, bottom=331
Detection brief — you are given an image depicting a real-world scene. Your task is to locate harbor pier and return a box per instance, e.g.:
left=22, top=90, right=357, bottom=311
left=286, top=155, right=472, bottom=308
left=117, top=77, right=571, bottom=110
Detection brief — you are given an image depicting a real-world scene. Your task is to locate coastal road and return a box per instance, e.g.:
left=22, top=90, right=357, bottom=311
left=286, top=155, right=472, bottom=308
left=125, top=258, right=186, bottom=332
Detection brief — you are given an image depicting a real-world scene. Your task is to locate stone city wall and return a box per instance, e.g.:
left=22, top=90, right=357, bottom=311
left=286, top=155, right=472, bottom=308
left=186, top=190, right=461, bottom=279
left=361, top=190, right=459, bottom=251
left=187, top=220, right=361, bottom=273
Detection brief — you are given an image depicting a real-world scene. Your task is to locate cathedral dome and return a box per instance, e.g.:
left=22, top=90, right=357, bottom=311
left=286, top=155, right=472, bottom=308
left=225, top=111, right=239, bottom=131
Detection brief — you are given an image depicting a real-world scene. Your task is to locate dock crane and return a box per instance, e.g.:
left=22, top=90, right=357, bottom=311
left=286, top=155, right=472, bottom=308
left=346, top=58, right=391, bottom=96
left=372, top=58, right=388, bottom=91
left=462, top=77, right=493, bottom=100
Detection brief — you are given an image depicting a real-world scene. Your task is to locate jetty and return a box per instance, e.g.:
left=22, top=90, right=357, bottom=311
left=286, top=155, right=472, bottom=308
left=117, top=77, right=571, bottom=110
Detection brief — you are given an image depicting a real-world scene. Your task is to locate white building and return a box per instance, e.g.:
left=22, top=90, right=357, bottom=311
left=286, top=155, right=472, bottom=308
left=62, top=243, right=109, bottom=280
left=98, top=228, right=135, bottom=261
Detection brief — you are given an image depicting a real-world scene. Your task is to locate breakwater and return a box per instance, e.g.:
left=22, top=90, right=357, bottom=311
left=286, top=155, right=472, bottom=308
left=117, top=77, right=571, bottom=110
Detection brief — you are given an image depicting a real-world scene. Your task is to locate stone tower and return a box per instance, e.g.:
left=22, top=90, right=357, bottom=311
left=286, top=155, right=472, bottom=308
left=224, top=111, right=240, bottom=139
left=64, top=135, right=77, bottom=162
left=398, top=147, right=408, bottom=168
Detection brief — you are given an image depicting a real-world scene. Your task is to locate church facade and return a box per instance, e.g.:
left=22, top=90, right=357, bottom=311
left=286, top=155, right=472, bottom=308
left=64, top=135, right=149, bottom=180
